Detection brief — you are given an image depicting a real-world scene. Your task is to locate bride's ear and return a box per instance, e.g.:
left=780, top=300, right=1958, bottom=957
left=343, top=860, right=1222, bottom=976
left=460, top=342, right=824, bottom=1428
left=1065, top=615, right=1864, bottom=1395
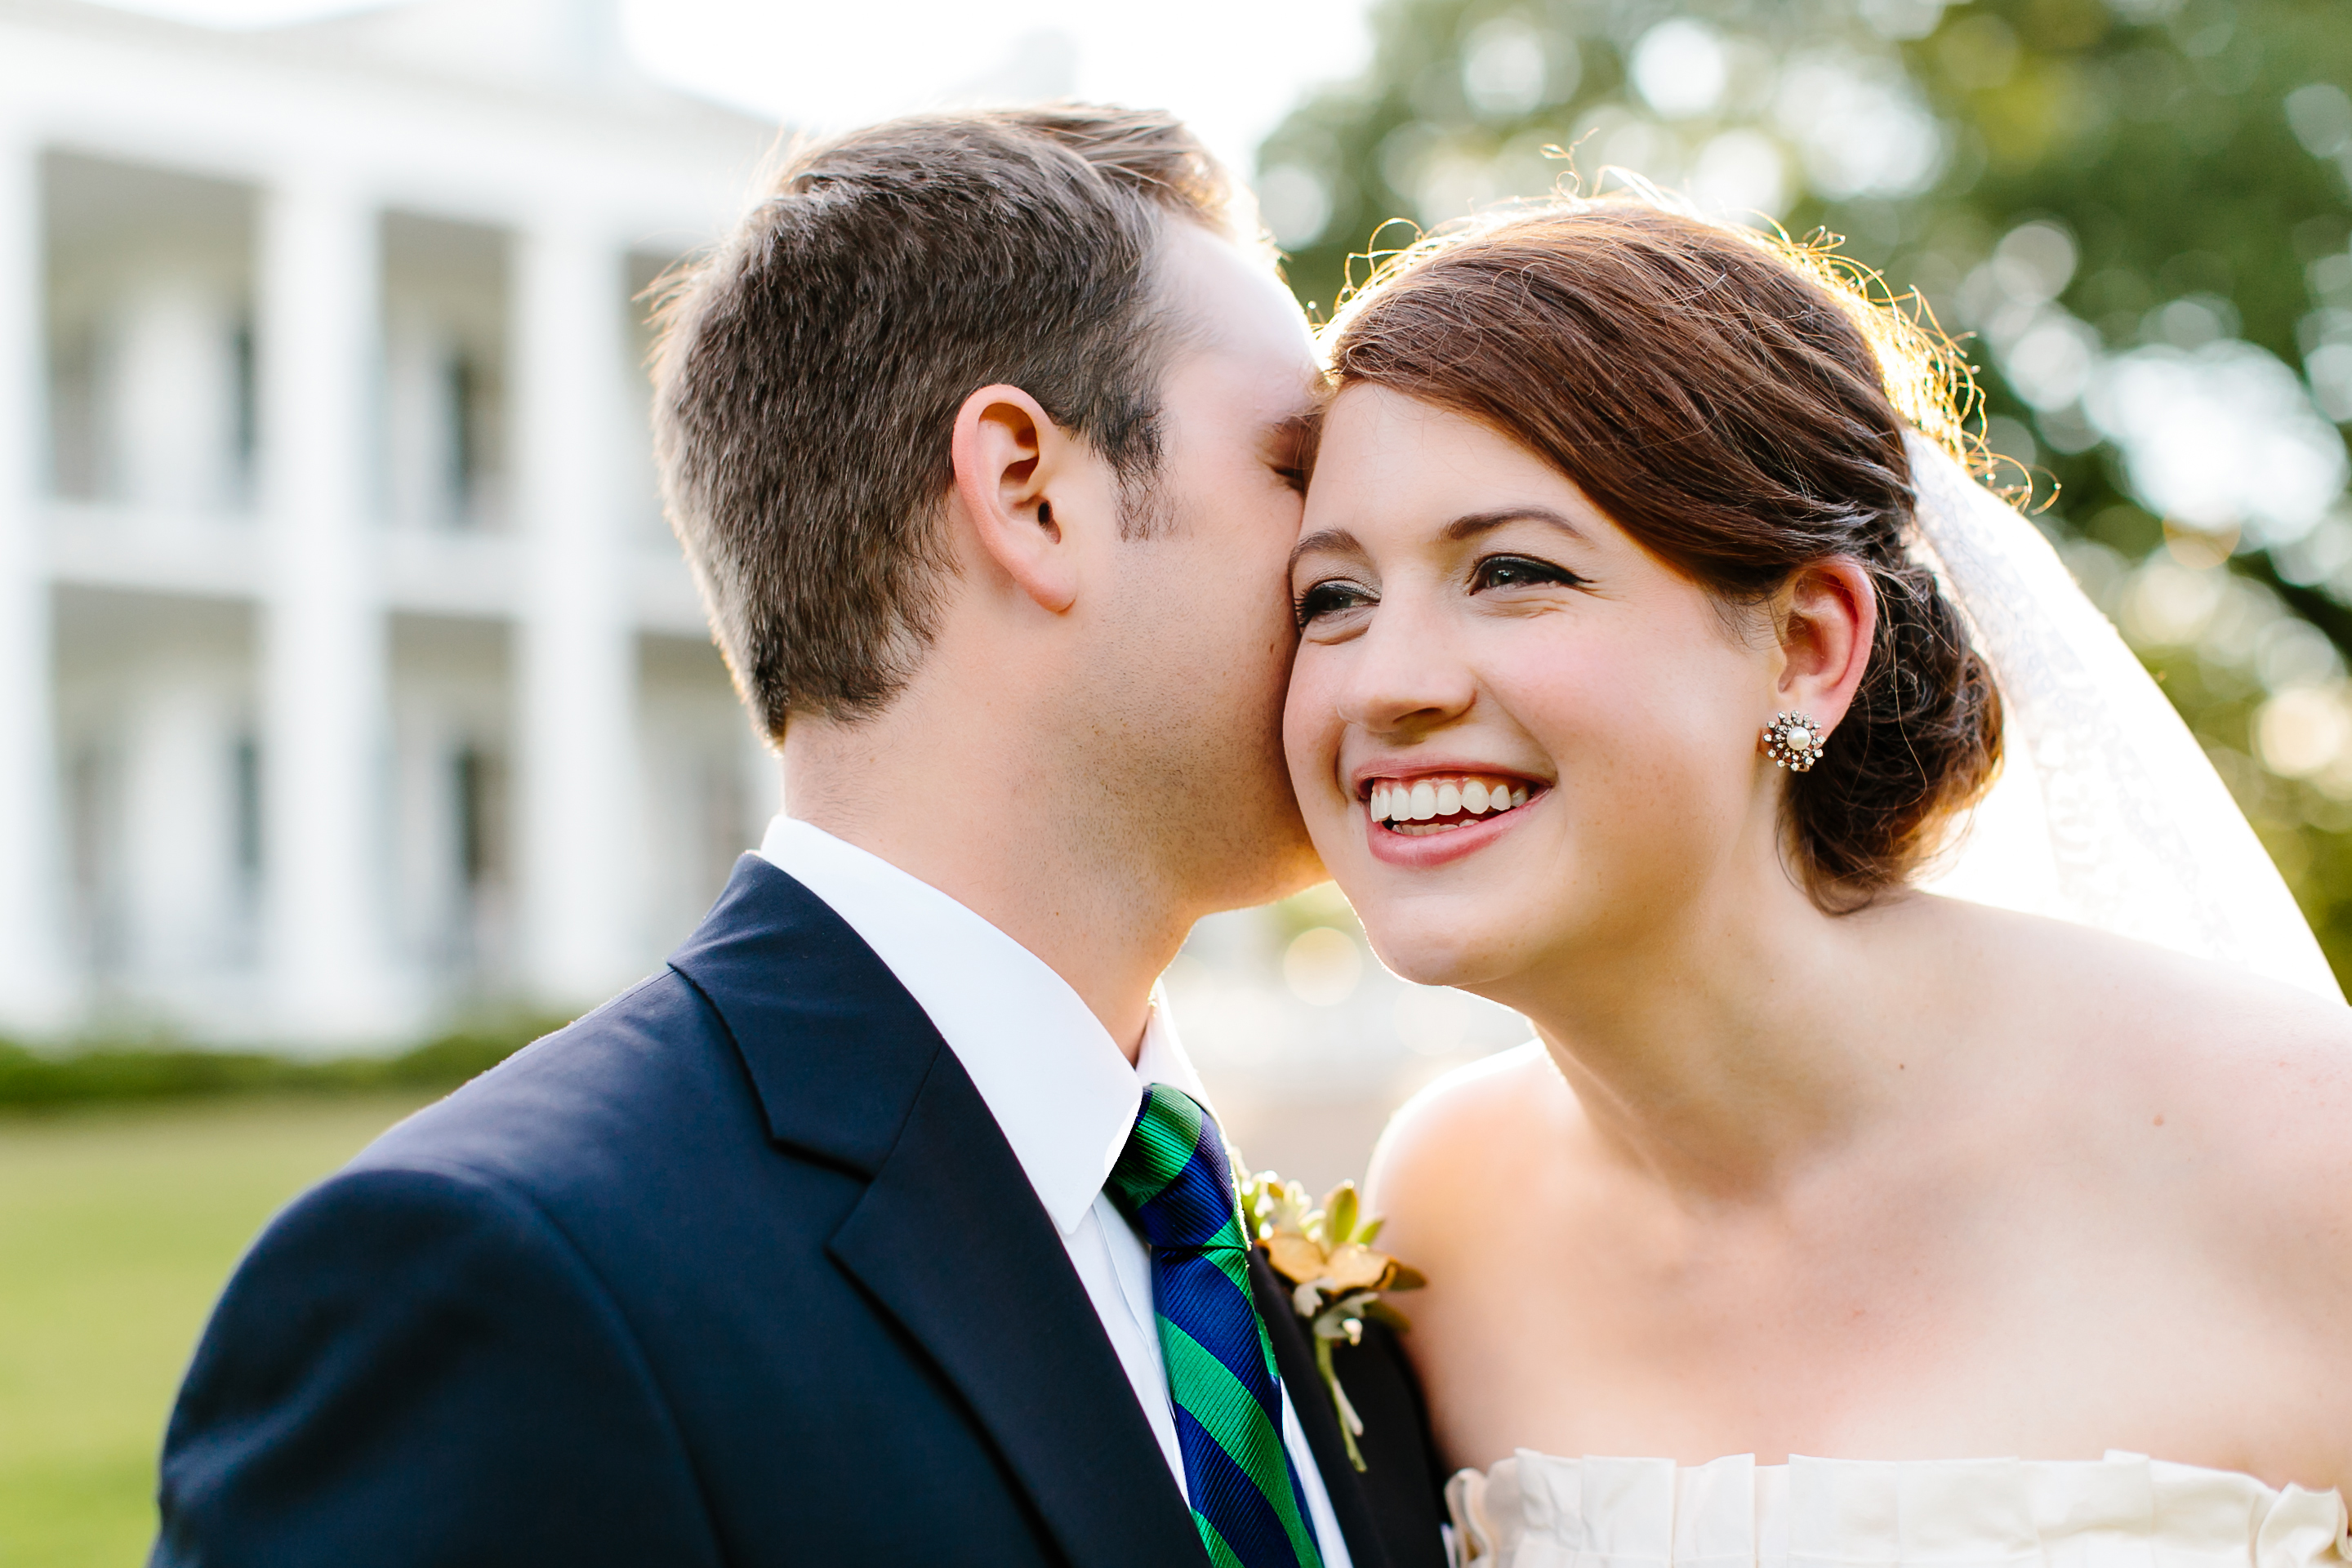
left=947, top=383, right=1080, bottom=614
left=1771, top=558, right=1877, bottom=729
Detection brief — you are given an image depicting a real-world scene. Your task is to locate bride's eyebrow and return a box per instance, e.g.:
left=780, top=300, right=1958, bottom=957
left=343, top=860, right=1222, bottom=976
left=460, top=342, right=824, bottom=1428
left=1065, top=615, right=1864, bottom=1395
left=1443, top=506, right=1591, bottom=545
left=1287, top=528, right=1363, bottom=574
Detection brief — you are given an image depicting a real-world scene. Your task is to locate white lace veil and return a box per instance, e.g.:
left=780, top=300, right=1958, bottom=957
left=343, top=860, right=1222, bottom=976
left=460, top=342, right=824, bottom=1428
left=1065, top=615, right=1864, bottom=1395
left=1904, top=432, right=2343, bottom=1002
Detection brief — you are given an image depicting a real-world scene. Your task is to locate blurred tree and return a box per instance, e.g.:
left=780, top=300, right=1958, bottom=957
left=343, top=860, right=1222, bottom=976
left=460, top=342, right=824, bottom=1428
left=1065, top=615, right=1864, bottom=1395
left=1258, top=0, right=2352, bottom=978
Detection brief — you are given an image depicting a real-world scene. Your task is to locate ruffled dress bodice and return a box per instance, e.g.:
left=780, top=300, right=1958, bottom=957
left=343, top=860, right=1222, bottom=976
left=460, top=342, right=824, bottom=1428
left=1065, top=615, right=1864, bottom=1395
left=1446, top=1452, right=2350, bottom=1568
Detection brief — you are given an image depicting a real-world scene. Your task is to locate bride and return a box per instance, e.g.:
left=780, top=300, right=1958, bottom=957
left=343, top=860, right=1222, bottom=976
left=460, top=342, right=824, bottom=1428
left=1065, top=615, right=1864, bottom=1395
left=1280, top=195, right=2352, bottom=1563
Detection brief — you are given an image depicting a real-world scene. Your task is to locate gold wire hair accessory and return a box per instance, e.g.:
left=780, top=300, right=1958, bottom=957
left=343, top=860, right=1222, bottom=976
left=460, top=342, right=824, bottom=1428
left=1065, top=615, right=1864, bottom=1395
left=1763, top=711, right=1826, bottom=773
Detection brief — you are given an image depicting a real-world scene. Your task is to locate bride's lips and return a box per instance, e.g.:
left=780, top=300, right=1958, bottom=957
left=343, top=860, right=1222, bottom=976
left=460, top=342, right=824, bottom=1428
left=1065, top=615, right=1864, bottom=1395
left=1352, top=767, right=1547, bottom=869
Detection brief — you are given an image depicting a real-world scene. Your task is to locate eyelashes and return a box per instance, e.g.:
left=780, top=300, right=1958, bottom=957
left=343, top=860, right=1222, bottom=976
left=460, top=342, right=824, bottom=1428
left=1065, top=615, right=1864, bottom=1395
left=1292, top=553, right=1586, bottom=630
left=1294, top=578, right=1375, bottom=628
left=1470, top=554, right=1585, bottom=592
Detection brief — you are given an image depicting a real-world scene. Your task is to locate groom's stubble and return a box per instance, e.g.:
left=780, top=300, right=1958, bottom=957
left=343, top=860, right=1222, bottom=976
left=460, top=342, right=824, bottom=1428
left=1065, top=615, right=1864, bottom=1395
left=1083, top=451, right=1323, bottom=924
left=1035, top=224, right=1328, bottom=923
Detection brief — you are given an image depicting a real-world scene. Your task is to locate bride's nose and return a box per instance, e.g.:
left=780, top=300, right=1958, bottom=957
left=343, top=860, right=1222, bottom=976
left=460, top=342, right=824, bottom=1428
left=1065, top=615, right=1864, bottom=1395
left=1332, top=595, right=1477, bottom=736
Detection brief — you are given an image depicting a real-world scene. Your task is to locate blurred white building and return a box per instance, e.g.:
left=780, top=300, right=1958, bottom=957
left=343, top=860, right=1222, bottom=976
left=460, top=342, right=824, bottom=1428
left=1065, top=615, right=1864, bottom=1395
left=0, top=0, right=778, bottom=1045
left=0, top=0, right=1522, bottom=1187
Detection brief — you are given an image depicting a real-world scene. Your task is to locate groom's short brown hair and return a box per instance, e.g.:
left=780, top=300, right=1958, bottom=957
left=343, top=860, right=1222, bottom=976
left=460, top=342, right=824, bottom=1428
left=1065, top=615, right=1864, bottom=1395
left=651, top=105, right=1240, bottom=738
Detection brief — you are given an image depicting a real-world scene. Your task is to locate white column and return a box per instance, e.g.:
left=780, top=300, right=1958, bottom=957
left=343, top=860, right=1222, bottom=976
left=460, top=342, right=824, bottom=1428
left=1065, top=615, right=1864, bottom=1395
left=0, top=125, right=71, bottom=1032
left=257, top=176, right=397, bottom=1043
left=122, top=674, right=236, bottom=981
left=513, top=216, right=639, bottom=1004
left=114, top=274, right=241, bottom=514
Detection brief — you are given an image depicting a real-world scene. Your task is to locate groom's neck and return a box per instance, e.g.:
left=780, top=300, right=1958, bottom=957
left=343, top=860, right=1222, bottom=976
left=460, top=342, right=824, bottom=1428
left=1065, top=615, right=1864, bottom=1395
left=778, top=704, right=1193, bottom=1064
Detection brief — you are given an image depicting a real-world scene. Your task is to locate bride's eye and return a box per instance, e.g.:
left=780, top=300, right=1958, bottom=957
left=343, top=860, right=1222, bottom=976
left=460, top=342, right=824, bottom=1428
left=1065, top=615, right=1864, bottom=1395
left=1471, top=554, right=1584, bottom=593
left=1294, top=577, right=1377, bottom=628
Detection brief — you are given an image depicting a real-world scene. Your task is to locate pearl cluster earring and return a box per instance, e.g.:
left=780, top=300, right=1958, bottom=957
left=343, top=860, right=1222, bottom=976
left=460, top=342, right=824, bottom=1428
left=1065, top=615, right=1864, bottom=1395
left=1762, top=710, right=1826, bottom=773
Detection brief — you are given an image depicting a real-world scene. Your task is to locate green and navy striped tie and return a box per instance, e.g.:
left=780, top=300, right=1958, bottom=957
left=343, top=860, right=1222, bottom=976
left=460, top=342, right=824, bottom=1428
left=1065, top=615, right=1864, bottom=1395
left=1106, top=1084, right=1325, bottom=1568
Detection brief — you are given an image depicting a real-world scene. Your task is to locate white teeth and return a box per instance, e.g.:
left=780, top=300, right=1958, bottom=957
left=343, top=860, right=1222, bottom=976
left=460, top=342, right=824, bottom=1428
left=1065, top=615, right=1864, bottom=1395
left=1365, top=774, right=1533, bottom=829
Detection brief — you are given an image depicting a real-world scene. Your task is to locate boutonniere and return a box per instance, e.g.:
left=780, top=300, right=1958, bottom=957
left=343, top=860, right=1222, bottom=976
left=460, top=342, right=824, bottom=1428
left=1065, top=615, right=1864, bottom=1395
left=1236, top=1168, right=1426, bottom=1471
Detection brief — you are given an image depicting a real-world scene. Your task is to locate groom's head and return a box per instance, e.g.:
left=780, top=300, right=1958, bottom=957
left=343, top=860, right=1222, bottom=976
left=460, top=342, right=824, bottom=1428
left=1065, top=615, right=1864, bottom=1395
left=654, top=105, right=1324, bottom=911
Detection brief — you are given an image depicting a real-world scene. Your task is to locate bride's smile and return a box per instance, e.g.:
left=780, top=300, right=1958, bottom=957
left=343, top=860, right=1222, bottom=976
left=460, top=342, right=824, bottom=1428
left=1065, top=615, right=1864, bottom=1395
left=1361, top=773, right=1530, bottom=833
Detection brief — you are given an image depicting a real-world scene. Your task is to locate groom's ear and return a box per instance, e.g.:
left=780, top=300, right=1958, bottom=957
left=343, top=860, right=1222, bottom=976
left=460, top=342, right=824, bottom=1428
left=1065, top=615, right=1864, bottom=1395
left=947, top=383, right=1088, bottom=615
left=1771, top=557, right=1877, bottom=728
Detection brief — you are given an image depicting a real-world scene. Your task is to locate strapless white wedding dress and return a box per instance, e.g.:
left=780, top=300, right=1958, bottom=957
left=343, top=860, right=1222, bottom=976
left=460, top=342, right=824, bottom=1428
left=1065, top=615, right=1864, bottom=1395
left=1445, top=1452, right=2350, bottom=1568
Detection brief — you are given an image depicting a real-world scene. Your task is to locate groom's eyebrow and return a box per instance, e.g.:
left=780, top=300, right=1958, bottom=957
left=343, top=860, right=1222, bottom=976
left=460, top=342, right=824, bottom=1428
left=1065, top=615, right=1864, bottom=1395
left=1263, top=412, right=1319, bottom=492
left=1265, top=410, right=1318, bottom=458
left=1443, top=506, right=1591, bottom=544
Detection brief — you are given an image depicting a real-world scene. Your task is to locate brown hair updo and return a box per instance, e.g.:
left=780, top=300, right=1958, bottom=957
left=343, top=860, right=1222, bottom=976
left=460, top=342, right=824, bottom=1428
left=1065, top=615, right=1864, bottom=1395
left=1324, top=198, right=2002, bottom=906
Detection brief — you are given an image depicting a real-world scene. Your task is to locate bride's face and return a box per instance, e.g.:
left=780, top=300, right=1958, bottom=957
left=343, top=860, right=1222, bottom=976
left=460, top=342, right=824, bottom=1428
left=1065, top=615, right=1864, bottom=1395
left=1285, top=386, right=1781, bottom=991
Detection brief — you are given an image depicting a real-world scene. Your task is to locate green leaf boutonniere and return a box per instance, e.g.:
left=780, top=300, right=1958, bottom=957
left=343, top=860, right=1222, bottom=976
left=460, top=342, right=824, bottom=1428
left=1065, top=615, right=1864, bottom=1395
left=1236, top=1169, right=1426, bottom=1472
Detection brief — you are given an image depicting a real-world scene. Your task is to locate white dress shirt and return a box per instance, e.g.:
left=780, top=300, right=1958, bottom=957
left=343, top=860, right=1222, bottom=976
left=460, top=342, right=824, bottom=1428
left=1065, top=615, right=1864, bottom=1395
left=760, top=817, right=1352, bottom=1566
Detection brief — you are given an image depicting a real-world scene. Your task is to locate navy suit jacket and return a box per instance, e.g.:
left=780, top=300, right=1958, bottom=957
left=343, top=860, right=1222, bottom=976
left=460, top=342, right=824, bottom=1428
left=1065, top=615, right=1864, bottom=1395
left=153, top=856, right=1452, bottom=1567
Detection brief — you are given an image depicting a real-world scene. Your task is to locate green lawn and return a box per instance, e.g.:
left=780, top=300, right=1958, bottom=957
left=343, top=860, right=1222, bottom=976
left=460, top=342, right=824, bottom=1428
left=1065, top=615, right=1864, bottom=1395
left=0, top=1094, right=434, bottom=1568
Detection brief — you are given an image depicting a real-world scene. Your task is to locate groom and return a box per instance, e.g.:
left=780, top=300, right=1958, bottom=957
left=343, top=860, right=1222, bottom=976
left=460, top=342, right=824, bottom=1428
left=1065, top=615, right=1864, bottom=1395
left=151, top=106, right=1449, bottom=1567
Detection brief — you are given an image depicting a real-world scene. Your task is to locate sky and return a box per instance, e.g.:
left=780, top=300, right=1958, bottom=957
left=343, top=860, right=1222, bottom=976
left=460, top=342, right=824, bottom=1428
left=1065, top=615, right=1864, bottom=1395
left=95, top=0, right=1379, bottom=178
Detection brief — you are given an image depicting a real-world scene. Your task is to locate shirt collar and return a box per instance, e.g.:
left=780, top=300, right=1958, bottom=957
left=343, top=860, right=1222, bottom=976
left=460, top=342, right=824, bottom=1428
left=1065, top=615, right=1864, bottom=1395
left=757, top=815, right=1209, bottom=1236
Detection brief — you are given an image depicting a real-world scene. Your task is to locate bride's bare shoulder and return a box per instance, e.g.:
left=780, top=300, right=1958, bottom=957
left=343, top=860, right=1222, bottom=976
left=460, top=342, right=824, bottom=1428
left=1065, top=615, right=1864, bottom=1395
left=1364, top=1042, right=1571, bottom=1254
left=1940, top=899, right=2352, bottom=1080
left=1938, top=899, right=2352, bottom=1219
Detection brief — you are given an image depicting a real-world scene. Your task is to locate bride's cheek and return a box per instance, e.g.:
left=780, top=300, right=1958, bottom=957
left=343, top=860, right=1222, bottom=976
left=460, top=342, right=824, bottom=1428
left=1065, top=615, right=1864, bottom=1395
left=1281, top=658, right=1342, bottom=813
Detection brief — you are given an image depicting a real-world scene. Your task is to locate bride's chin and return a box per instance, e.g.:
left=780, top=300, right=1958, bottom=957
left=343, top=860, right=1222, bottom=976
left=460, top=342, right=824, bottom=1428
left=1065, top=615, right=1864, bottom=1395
left=1359, top=918, right=1518, bottom=991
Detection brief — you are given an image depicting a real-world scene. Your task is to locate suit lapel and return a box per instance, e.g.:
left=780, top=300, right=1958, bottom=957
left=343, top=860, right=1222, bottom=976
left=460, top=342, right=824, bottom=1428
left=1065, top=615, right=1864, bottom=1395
left=1254, top=1250, right=1393, bottom=1568
left=670, top=857, right=1204, bottom=1568
left=829, top=1051, right=1205, bottom=1568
